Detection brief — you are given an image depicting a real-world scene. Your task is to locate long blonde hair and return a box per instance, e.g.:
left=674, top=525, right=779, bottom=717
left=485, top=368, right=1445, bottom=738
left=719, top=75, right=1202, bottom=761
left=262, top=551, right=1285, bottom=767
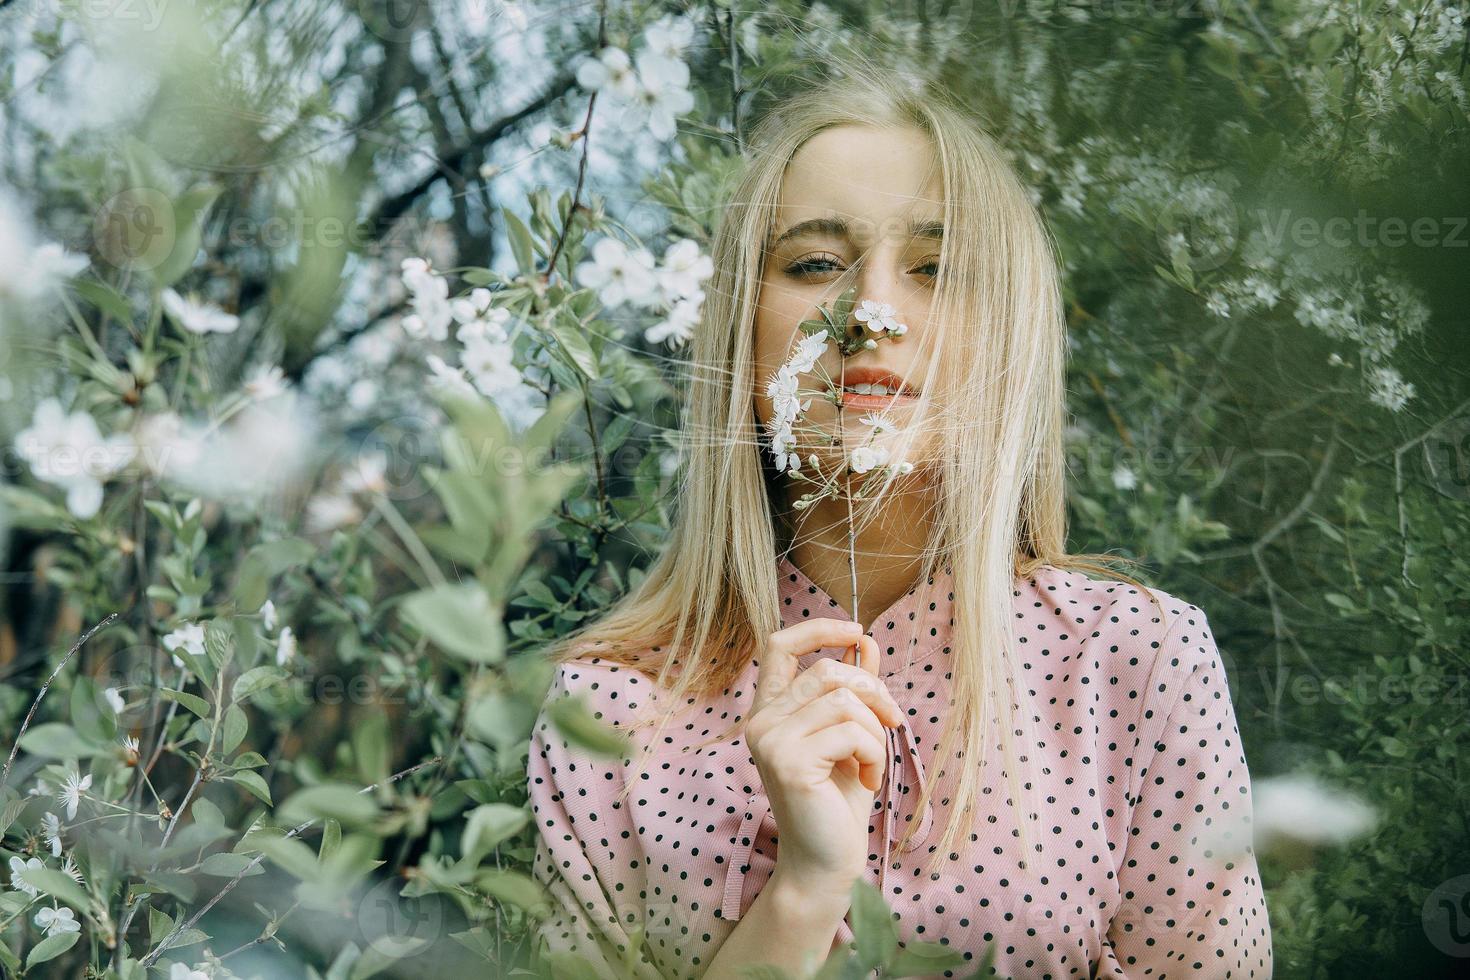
left=539, top=63, right=1166, bottom=882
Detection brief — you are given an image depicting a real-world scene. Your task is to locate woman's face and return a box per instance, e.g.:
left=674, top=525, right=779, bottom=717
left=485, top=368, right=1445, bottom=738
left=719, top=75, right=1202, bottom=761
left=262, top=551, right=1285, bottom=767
left=752, top=123, right=945, bottom=477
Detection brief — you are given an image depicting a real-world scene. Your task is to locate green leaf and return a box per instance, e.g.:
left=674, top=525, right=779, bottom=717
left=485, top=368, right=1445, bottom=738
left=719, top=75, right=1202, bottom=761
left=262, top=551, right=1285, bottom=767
left=547, top=311, right=600, bottom=381
left=232, top=665, right=287, bottom=703
left=225, top=770, right=273, bottom=805
left=546, top=694, right=630, bottom=760
left=887, top=941, right=967, bottom=976
left=26, top=930, right=80, bottom=967
left=159, top=688, right=211, bottom=720
left=349, top=939, right=431, bottom=980
left=279, top=784, right=380, bottom=828
left=71, top=675, right=117, bottom=744
left=221, top=704, right=248, bottom=755
left=19, top=866, right=90, bottom=911
left=198, top=852, right=265, bottom=877
left=17, top=723, right=103, bottom=759
left=236, top=537, right=317, bottom=610
left=251, top=833, right=319, bottom=880
left=461, top=804, right=530, bottom=866
left=476, top=868, right=549, bottom=913
left=320, top=818, right=342, bottom=862
left=204, top=618, right=235, bottom=671
left=148, top=906, right=174, bottom=944
left=399, top=583, right=504, bottom=664
left=154, top=182, right=224, bottom=287
left=848, top=877, right=899, bottom=970
left=73, top=276, right=134, bottom=321
left=351, top=711, right=390, bottom=785
left=504, top=208, right=537, bottom=275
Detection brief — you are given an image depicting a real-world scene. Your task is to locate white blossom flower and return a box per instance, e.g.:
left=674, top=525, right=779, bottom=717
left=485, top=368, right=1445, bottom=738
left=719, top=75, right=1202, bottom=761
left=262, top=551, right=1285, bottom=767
left=642, top=13, right=695, bottom=59
left=1252, top=773, right=1376, bottom=848
left=767, top=420, right=800, bottom=473
left=14, top=397, right=138, bottom=519
left=461, top=338, right=523, bottom=397
left=348, top=326, right=398, bottom=367
left=242, top=364, right=287, bottom=401
left=259, top=599, right=277, bottom=632
left=305, top=493, right=361, bottom=534
left=162, top=289, right=240, bottom=335
left=275, top=626, right=297, bottom=667
left=340, top=452, right=388, bottom=497
left=576, top=46, right=639, bottom=99
left=58, top=770, right=92, bottom=820
left=849, top=444, right=890, bottom=474
left=148, top=394, right=319, bottom=504
left=0, top=190, right=89, bottom=305
left=346, top=378, right=378, bottom=412
left=60, top=855, right=83, bottom=885
left=857, top=411, right=896, bottom=435
left=41, top=812, right=62, bottom=856
left=764, top=365, right=810, bottom=430
left=103, top=687, right=125, bottom=715
left=787, top=332, right=829, bottom=374
left=133, top=411, right=208, bottom=478
left=456, top=314, right=511, bottom=346
left=400, top=258, right=453, bottom=341
left=121, top=735, right=140, bottom=765
left=34, top=905, right=79, bottom=936
left=644, top=295, right=702, bottom=348
left=8, top=856, right=43, bottom=897
left=449, top=287, right=494, bottom=326
left=169, top=965, right=211, bottom=980
left=655, top=239, right=714, bottom=305
left=22, top=243, right=90, bottom=295
left=424, top=354, right=479, bottom=400
left=853, top=299, right=906, bottom=336
left=575, top=237, right=659, bottom=308
left=161, top=622, right=206, bottom=669
left=624, top=51, right=695, bottom=142
left=500, top=1, right=528, bottom=32
left=1112, top=464, right=1138, bottom=490
left=1366, top=364, right=1415, bottom=412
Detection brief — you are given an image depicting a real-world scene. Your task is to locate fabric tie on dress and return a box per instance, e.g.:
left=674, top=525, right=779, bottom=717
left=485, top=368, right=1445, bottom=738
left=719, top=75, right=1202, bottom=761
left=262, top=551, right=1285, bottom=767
left=877, top=703, right=935, bottom=905
left=719, top=683, right=935, bottom=924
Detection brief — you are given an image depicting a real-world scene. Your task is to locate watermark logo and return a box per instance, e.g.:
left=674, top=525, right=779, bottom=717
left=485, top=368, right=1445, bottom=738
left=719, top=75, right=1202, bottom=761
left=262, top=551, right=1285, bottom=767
left=94, top=186, right=175, bottom=273
left=1422, top=874, right=1470, bottom=957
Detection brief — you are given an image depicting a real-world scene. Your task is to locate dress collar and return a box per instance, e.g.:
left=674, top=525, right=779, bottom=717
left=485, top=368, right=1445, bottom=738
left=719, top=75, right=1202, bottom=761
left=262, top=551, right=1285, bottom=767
left=774, top=553, right=956, bottom=678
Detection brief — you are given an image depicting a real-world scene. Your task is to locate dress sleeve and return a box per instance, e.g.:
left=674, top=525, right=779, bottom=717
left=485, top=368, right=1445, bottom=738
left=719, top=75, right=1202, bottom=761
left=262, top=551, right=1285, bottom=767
left=525, top=661, right=665, bottom=980
left=1097, top=610, right=1274, bottom=978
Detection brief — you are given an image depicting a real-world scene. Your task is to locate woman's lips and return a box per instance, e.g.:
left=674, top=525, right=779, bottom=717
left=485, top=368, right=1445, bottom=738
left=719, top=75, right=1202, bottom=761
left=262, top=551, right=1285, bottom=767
left=837, top=388, right=919, bottom=410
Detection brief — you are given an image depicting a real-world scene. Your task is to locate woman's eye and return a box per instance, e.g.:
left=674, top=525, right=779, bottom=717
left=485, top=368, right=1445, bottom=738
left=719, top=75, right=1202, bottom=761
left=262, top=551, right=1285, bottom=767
left=912, top=260, right=940, bottom=278
left=784, top=254, right=843, bottom=278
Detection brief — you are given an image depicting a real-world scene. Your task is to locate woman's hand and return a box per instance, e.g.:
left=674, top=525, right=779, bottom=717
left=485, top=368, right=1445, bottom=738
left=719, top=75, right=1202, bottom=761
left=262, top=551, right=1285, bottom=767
left=745, top=618, right=903, bottom=903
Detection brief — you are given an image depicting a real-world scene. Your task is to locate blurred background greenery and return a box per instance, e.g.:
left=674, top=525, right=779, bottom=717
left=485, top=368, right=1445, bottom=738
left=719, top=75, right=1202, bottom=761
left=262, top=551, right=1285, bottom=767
left=0, top=1, right=1467, bottom=977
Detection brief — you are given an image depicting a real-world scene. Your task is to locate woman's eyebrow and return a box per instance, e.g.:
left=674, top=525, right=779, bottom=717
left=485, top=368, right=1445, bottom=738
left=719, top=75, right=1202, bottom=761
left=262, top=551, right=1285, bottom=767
left=768, top=216, right=944, bottom=248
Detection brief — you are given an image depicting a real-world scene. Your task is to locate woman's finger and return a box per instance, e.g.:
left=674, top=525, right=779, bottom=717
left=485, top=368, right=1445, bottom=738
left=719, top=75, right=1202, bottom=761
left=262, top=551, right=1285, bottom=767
left=753, top=618, right=867, bottom=713
left=802, top=721, right=887, bottom=792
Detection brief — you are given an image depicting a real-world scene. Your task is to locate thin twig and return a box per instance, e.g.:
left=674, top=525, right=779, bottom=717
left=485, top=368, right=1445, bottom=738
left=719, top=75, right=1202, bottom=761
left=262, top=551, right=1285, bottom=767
left=140, top=756, right=445, bottom=967
left=0, top=612, right=120, bottom=793
left=542, top=3, right=607, bottom=284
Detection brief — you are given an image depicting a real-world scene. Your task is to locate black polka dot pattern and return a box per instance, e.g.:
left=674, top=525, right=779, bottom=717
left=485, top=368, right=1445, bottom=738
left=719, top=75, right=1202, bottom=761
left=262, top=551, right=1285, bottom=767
left=525, top=556, right=1273, bottom=978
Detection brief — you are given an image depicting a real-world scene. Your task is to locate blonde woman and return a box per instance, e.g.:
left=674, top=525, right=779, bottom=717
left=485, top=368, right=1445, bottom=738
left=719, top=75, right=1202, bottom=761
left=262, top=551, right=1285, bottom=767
left=525, top=67, right=1272, bottom=980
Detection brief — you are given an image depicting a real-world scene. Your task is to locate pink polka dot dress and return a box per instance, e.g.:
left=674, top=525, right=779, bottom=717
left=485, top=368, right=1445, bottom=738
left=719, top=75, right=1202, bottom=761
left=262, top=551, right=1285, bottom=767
left=526, top=555, right=1273, bottom=978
